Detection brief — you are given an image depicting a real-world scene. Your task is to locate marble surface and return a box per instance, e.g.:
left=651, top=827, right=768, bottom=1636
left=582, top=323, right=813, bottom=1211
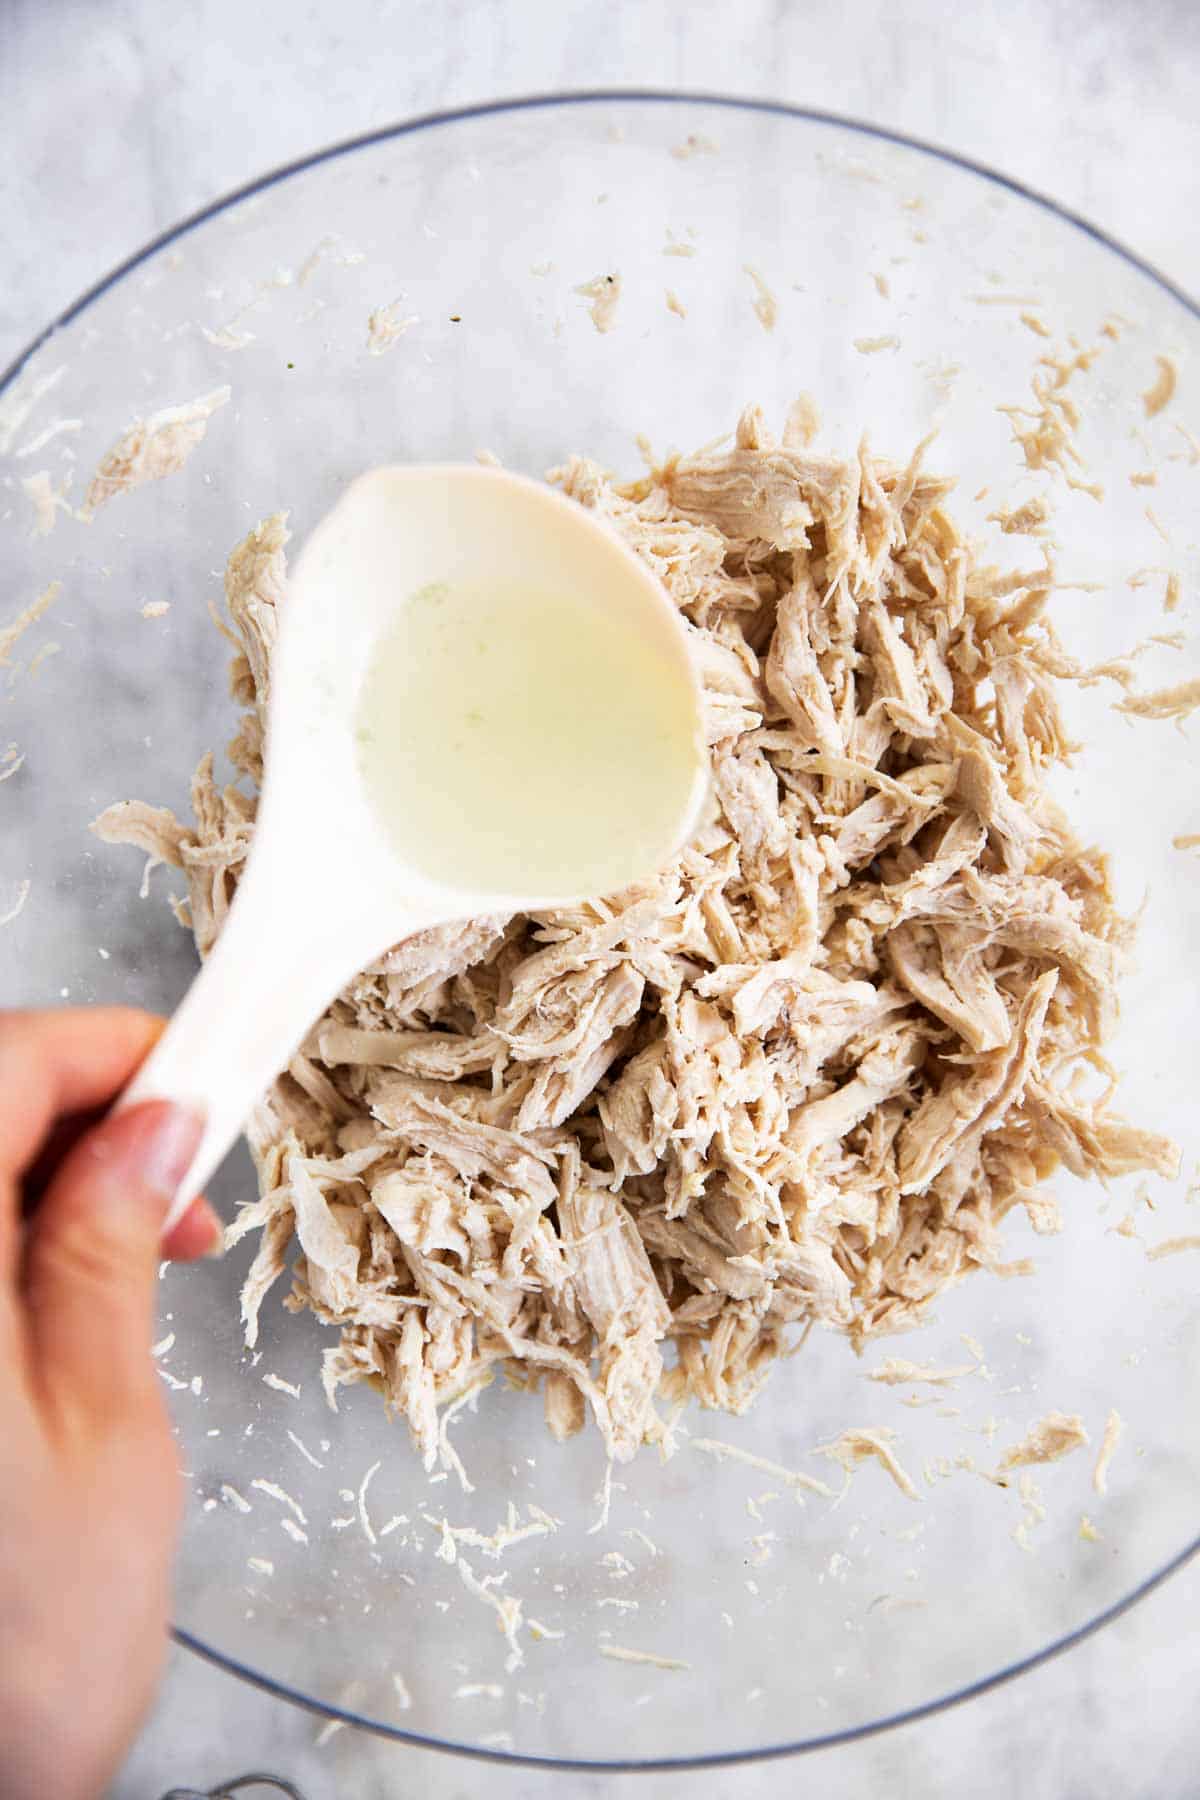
left=3, top=1, right=1199, bottom=1795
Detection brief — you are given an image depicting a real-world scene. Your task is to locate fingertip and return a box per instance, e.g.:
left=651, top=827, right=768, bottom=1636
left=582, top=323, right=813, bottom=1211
left=161, top=1195, right=223, bottom=1263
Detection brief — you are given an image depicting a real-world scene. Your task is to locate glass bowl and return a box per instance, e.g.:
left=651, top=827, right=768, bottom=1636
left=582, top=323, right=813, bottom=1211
left=3, top=94, right=1198, bottom=1771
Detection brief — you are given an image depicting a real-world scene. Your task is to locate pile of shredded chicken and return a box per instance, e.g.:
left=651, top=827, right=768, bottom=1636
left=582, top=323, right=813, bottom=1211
left=95, top=405, right=1179, bottom=1467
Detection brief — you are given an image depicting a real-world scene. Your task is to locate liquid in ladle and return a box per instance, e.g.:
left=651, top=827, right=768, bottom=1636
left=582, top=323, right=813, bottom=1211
left=354, top=579, right=701, bottom=899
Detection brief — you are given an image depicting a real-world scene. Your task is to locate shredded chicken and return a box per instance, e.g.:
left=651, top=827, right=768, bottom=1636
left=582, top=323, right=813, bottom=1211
left=202, top=325, right=256, bottom=352
left=690, top=1437, right=833, bottom=1500
left=96, top=404, right=1177, bottom=1467
left=293, top=236, right=362, bottom=286
left=22, top=469, right=74, bottom=537
left=998, top=1411, right=1089, bottom=1474
left=82, top=386, right=230, bottom=516
left=598, top=1643, right=691, bottom=1671
left=816, top=1426, right=919, bottom=1498
left=784, top=394, right=821, bottom=449
left=988, top=496, right=1051, bottom=538
left=1, top=580, right=60, bottom=669
left=1146, top=1234, right=1200, bottom=1261
left=366, top=301, right=419, bottom=355
left=575, top=274, right=621, bottom=335
left=1115, top=678, right=1200, bottom=723
left=1092, top=1409, right=1123, bottom=1495
left=1013, top=1470, right=1047, bottom=1549
left=744, top=266, right=778, bottom=334
left=1142, top=355, right=1178, bottom=419
left=1172, top=423, right=1200, bottom=464
left=864, top=1358, right=976, bottom=1388
left=999, top=348, right=1103, bottom=500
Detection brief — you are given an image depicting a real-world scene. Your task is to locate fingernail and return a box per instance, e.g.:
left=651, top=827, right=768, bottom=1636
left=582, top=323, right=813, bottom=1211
left=197, top=1199, right=226, bottom=1257
left=163, top=1193, right=226, bottom=1262
left=125, top=1101, right=206, bottom=1198
left=179, top=1194, right=225, bottom=1253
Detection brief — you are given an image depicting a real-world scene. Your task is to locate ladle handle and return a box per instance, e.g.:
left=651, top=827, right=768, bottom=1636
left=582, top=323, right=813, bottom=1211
left=118, top=855, right=422, bottom=1234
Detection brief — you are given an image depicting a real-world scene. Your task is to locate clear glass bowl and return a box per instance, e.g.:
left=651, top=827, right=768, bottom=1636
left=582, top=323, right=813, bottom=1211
left=3, top=95, right=1198, bottom=1771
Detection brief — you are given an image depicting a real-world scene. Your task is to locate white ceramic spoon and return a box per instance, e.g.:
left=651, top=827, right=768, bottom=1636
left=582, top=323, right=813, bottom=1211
left=120, top=465, right=707, bottom=1233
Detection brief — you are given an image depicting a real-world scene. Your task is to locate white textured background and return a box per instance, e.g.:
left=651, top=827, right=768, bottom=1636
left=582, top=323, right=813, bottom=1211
left=3, top=1, right=1199, bottom=1795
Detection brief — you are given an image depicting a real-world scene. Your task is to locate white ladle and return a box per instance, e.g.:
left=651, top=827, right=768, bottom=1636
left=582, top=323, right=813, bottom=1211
left=120, top=465, right=707, bottom=1232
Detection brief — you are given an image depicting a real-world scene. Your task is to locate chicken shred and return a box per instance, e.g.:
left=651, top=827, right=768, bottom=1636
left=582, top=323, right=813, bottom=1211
left=575, top=274, right=621, bottom=335
left=1114, top=677, right=1200, bottom=723
left=1142, top=355, right=1178, bottom=419
left=366, top=301, right=419, bottom=355
left=816, top=1426, right=919, bottom=1498
left=999, top=349, right=1104, bottom=500
left=1092, top=1409, right=1123, bottom=1495
left=22, top=469, right=74, bottom=538
left=744, top=266, right=778, bottom=334
left=864, top=1358, right=976, bottom=1388
left=1, top=580, right=60, bottom=669
left=82, top=386, right=230, bottom=516
left=95, top=405, right=1177, bottom=1466
left=998, top=1410, right=1089, bottom=1474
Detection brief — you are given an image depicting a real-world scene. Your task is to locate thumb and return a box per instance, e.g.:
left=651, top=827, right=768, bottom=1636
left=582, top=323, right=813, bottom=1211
left=25, top=1101, right=205, bottom=1435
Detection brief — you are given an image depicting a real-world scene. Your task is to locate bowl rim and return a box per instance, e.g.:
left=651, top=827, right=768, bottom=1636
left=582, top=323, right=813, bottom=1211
left=7, top=87, right=1199, bottom=1772
left=2, top=85, right=1196, bottom=400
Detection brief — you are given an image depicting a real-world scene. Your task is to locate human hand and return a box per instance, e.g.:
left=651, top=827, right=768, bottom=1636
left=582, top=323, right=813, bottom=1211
left=1, top=1008, right=220, bottom=1800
